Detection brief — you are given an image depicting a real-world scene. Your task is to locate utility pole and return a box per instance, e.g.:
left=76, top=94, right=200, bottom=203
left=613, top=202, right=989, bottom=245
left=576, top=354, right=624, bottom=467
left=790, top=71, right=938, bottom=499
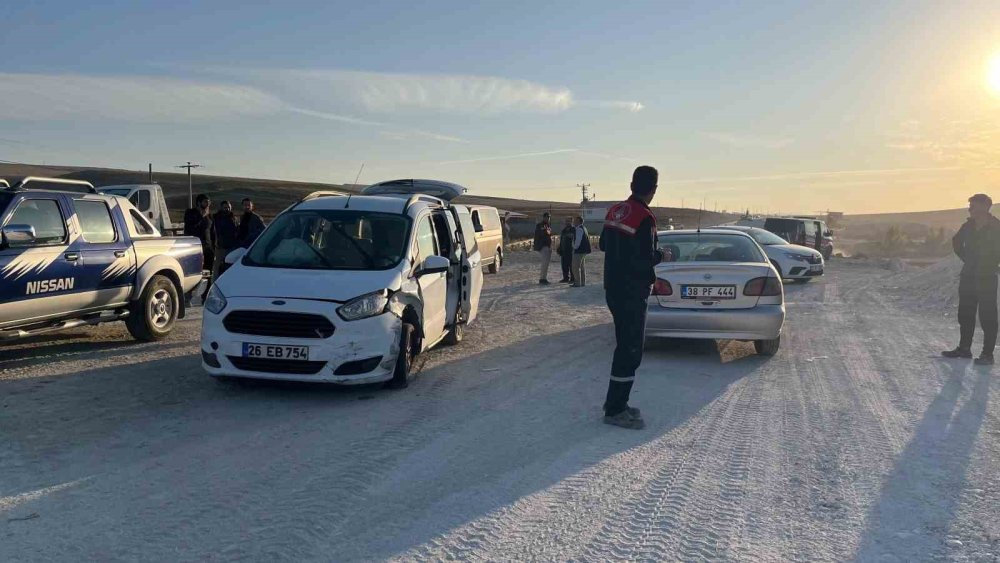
left=148, top=163, right=153, bottom=184
left=577, top=183, right=591, bottom=204
left=176, top=161, right=201, bottom=208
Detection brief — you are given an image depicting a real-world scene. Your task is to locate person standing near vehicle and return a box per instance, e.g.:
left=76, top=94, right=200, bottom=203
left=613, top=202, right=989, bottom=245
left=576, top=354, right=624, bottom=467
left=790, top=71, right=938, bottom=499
left=502, top=211, right=512, bottom=244
left=212, top=200, right=239, bottom=280
left=184, top=194, right=215, bottom=301
left=534, top=211, right=554, bottom=285
left=558, top=217, right=576, bottom=284
left=599, top=166, right=665, bottom=429
left=943, top=193, right=1000, bottom=365
left=237, top=197, right=267, bottom=248
left=572, top=216, right=591, bottom=287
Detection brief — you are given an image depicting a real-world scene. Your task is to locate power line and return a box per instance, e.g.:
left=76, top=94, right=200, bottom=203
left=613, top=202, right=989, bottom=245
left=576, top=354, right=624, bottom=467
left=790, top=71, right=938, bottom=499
left=175, top=161, right=202, bottom=208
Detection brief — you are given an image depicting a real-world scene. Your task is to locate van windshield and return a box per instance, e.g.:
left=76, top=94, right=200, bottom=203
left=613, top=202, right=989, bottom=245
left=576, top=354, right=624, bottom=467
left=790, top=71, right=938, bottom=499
left=244, top=210, right=411, bottom=271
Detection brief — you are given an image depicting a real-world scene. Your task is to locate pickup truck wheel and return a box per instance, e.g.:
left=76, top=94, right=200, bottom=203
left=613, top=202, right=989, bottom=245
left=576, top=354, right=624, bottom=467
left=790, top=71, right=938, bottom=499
left=126, top=275, right=178, bottom=341
left=386, top=323, right=416, bottom=389
left=754, top=336, right=781, bottom=356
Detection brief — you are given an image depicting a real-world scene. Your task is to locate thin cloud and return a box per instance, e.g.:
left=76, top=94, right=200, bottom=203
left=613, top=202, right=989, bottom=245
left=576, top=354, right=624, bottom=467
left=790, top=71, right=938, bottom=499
left=887, top=117, right=1000, bottom=167
left=0, top=72, right=465, bottom=143
left=0, top=72, right=284, bottom=122
left=578, top=100, right=645, bottom=113
left=702, top=132, right=794, bottom=149
left=212, top=67, right=642, bottom=115
left=663, top=166, right=963, bottom=186
left=436, top=148, right=638, bottom=166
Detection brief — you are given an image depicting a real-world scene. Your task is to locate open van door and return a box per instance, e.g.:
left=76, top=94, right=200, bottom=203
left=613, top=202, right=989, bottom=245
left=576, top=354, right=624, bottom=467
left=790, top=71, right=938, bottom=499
left=362, top=179, right=467, bottom=202
left=451, top=205, right=483, bottom=324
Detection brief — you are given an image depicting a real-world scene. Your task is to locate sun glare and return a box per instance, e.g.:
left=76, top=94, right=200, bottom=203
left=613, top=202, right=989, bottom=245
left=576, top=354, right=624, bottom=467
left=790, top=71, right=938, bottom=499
left=989, top=53, right=1000, bottom=95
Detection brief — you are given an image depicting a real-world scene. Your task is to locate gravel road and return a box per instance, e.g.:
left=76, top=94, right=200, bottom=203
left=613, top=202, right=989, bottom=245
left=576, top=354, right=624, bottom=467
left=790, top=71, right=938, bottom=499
left=1, top=252, right=998, bottom=561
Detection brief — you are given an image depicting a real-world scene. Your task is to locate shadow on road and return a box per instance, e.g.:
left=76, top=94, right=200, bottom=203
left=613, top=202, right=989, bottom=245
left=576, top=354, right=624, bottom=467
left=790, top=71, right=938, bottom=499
left=0, top=321, right=767, bottom=561
left=853, top=361, right=992, bottom=561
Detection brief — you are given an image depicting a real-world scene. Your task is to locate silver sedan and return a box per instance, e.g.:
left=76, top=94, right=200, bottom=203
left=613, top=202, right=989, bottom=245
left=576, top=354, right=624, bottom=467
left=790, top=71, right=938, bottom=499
left=646, top=229, right=785, bottom=355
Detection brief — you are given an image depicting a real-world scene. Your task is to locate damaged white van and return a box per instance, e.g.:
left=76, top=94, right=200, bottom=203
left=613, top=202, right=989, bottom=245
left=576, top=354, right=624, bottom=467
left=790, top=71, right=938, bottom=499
left=199, top=179, right=483, bottom=388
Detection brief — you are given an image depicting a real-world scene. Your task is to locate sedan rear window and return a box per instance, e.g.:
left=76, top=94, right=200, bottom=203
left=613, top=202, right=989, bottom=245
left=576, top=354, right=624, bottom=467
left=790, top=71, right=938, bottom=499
left=657, top=233, right=766, bottom=263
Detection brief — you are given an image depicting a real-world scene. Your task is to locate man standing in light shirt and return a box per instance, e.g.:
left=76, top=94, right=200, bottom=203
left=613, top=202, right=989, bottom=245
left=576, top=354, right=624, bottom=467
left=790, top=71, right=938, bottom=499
left=571, top=216, right=591, bottom=287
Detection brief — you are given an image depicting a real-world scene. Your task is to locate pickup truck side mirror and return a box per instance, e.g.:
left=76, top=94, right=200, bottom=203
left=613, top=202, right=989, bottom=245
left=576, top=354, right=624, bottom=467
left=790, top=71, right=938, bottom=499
left=1, top=224, right=36, bottom=249
left=416, top=255, right=450, bottom=276
left=225, top=247, right=247, bottom=265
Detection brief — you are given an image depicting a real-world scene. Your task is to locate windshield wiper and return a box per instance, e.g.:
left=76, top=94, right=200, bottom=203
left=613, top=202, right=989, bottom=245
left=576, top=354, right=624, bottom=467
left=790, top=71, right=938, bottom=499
left=303, top=243, right=337, bottom=269
left=328, top=224, right=376, bottom=267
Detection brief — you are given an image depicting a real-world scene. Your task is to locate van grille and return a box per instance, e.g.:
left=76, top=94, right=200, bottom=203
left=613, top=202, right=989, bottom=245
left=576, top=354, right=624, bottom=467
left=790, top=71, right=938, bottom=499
left=227, top=356, right=327, bottom=375
left=223, top=311, right=335, bottom=339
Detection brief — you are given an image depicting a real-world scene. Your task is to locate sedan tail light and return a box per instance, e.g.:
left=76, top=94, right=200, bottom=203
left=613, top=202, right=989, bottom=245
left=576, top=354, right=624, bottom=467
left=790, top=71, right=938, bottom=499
left=652, top=278, right=673, bottom=296
left=743, top=276, right=782, bottom=296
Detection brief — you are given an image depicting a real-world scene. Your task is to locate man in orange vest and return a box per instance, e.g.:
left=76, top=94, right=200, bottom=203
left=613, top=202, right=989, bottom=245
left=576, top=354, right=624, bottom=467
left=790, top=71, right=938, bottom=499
left=599, top=166, right=666, bottom=429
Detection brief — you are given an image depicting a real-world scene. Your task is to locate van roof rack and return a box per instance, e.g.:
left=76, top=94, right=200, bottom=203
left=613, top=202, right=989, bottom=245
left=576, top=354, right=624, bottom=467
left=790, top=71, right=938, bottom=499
left=404, top=194, right=445, bottom=211
left=301, top=190, right=349, bottom=201
left=10, top=176, right=98, bottom=194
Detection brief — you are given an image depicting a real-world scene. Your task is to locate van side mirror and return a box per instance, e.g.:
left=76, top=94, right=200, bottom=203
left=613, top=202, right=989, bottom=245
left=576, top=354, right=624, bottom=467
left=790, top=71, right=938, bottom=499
left=1, top=224, right=36, bottom=248
left=417, top=255, right=450, bottom=276
left=474, top=223, right=484, bottom=233
left=225, top=247, right=247, bottom=265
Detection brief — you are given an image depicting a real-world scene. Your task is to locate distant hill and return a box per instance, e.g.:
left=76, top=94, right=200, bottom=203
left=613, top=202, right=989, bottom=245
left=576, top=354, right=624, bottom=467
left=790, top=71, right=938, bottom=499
left=0, top=162, right=735, bottom=228
left=842, top=208, right=968, bottom=231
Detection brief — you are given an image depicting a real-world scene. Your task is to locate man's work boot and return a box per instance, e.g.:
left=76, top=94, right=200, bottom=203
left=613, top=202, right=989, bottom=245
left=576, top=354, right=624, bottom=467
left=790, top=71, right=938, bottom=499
left=559, top=277, right=570, bottom=283
left=942, top=347, right=973, bottom=359
left=603, top=410, right=645, bottom=430
left=975, top=353, right=994, bottom=366
left=539, top=279, right=550, bottom=285
left=626, top=406, right=641, bottom=417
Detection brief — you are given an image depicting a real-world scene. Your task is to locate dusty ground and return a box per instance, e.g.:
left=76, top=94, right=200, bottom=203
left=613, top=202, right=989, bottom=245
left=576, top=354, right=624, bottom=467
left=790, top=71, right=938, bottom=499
left=1, top=252, right=998, bottom=562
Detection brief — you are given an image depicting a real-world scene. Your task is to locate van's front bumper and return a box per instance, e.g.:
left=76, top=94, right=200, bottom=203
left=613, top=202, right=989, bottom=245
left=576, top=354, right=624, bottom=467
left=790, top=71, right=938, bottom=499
left=645, top=303, right=785, bottom=341
left=200, top=297, right=401, bottom=384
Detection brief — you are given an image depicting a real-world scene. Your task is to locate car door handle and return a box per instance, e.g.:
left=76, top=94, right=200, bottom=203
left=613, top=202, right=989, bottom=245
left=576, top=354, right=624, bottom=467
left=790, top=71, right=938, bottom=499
left=64, top=252, right=80, bottom=261
left=114, top=250, right=126, bottom=258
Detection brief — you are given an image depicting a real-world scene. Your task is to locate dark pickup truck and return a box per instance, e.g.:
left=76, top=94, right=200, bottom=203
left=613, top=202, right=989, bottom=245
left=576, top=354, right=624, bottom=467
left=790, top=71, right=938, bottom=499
left=0, top=177, right=204, bottom=340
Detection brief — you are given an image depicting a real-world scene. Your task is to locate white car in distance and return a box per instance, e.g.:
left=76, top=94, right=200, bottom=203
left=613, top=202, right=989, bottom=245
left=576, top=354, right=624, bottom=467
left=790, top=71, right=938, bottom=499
left=715, top=225, right=824, bottom=282
left=647, top=229, right=785, bottom=355
left=200, top=180, right=484, bottom=388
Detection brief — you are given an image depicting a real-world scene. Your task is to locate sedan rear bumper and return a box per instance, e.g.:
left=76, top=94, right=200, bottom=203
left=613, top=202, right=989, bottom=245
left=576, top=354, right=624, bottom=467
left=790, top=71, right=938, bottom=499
left=645, top=303, right=784, bottom=341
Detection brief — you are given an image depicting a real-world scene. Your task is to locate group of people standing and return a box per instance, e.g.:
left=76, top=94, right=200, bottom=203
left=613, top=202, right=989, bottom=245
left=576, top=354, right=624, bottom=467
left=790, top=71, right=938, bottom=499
left=534, top=212, right=592, bottom=286
left=183, top=194, right=267, bottom=301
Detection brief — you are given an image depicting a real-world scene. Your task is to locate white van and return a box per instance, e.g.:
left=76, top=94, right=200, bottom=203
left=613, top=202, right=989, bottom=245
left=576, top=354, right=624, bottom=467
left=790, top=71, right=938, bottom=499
left=199, top=179, right=484, bottom=389
left=469, top=205, right=504, bottom=273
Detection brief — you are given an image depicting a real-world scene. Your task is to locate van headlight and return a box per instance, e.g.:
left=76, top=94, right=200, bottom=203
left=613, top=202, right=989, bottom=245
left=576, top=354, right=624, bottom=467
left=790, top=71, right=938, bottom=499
left=204, top=285, right=228, bottom=315
left=337, top=290, right=389, bottom=321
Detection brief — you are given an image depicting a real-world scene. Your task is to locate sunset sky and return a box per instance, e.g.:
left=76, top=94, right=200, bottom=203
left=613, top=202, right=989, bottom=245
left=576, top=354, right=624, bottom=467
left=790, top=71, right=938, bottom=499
left=1, top=0, right=999, bottom=213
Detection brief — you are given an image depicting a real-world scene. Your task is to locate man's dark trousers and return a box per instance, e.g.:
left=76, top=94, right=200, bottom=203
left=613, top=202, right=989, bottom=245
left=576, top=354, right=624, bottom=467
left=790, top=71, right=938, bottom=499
left=604, top=290, right=648, bottom=415
left=561, top=251, right=573, bottom=281
left=958, top=274, right=999, bottom=353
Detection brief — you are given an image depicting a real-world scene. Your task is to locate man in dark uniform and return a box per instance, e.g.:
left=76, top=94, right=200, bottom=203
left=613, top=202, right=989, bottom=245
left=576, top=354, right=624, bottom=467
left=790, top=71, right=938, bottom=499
left=599, top=166, right=665, bottom=429
left=943, top=193, right=1000, bottom=365
left=558, top=217, right=576, bottom=283
left=183, top=193, right=215, bottom=302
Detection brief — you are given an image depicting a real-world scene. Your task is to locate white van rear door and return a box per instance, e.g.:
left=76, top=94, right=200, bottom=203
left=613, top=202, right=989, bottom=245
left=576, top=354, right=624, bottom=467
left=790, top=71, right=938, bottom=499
left=452, top=206, right=483, bottom=323
left=362, top=179, right=467, bottom=202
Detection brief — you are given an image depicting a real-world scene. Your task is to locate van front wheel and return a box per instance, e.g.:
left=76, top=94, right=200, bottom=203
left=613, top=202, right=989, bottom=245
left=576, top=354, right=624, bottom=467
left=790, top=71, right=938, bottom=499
left=488, top=249, right=502, bottom=274
left=387, top=323, right=416, bottom=389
